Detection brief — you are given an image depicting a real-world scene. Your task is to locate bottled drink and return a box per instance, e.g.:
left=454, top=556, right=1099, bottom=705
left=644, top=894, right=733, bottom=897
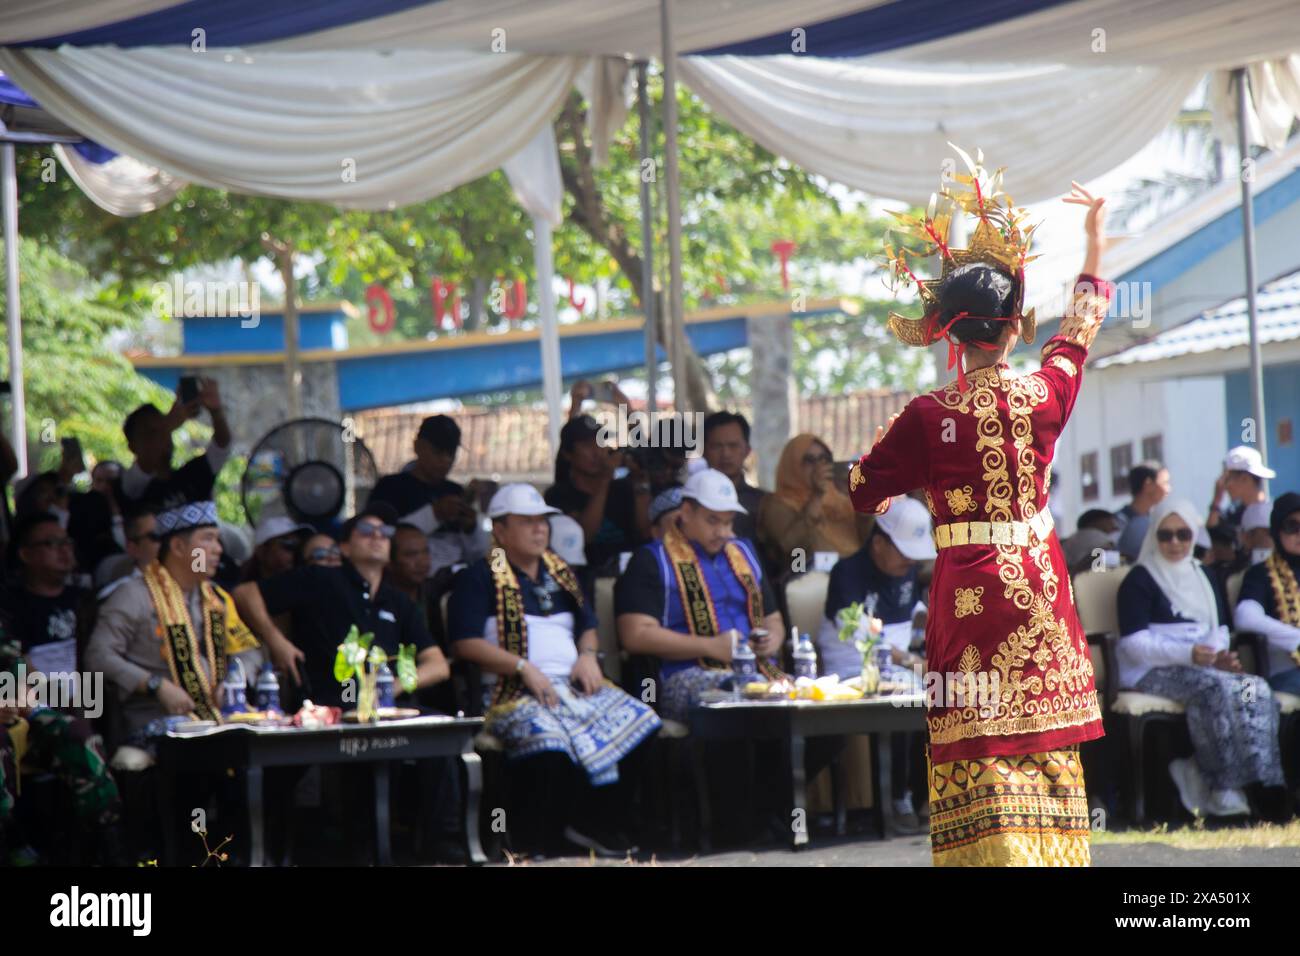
left=219, top=658, right=249, bottom=716
left=793, top=632, right=818, bottom=681
left=376, top=661, right=395, bottom=709
left=255, top=662, right=281, bottom=715
left=731, top=633, right=757, bottom=690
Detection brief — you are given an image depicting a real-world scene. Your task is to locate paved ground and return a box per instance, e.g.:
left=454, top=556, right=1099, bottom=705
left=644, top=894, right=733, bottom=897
left=508, top=832, right=1300, bottom=867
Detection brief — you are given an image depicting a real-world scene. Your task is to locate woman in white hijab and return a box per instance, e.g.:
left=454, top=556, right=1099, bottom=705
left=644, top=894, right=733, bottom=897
left=1116, top=497, right=1284, bottom=819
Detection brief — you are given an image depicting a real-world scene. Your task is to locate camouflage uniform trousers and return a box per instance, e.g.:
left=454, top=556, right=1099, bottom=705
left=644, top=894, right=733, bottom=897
left=0, top=708, right=122, bottom=829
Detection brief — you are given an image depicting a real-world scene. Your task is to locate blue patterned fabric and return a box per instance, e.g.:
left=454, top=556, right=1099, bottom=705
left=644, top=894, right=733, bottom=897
left=156, top=499, right=218, bottom=534
left=645, top=536, right=765, bottom=680
left=486, top=680, right=660, bottom=786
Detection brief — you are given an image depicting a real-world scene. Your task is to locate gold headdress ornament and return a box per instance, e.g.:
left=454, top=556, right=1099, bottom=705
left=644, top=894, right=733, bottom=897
left=883, top=144, right=1041, bottom=366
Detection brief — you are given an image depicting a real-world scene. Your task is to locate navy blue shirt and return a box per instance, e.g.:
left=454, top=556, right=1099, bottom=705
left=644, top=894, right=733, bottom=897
left=447, top=554, right=597, bottom=644
left=822, top=544, right=921, bottom=627
left=1117, top=563, right=1228, bottom=635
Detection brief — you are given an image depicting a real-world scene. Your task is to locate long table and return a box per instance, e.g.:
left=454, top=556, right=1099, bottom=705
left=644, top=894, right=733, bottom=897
left=688, top=693, right=928, bottom=849
left=156, top=714, right=486, bottom=866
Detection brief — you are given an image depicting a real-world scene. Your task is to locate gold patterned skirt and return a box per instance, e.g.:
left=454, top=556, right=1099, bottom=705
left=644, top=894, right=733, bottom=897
left=927, top=746, right=1091, bottom=866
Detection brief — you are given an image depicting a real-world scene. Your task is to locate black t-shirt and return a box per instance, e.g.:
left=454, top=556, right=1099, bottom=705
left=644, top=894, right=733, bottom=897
left=1, top=584, right=88, bottom=652
left=257, top=562, right=434, bottom=707
left=545, top=477, right=644, bottom=570
left=120, top=455, right=219, bottom=512
left=368, top=472, right=463, bottom=521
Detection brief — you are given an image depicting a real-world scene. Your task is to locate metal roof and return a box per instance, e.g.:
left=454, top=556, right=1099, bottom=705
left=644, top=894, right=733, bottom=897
left=1093, top=268, right=1300, bottom=368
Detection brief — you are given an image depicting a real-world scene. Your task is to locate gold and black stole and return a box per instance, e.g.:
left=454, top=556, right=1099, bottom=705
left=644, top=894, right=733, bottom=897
left=1266, top=551, right=1300, bottom=627
left=488, top=547, right=585, bottom=711
left=142, top=561, right=226, bottom=722
left=661, top=527, right=782, bottom=679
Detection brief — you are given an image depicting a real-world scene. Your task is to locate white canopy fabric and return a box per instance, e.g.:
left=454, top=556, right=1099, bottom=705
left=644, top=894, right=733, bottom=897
left=680, top=56, right=1201, bottom=204
left=52, top=144, right=185, bottom=215
left=0, top=46, right=583, bottom=210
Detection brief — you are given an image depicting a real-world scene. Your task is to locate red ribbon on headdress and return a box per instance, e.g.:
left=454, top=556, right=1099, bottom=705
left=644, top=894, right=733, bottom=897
left=925, top=310, right=1015, bottom=392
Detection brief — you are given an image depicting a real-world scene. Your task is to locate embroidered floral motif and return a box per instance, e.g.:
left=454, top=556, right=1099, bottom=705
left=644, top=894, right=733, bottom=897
left=924, top=489, right=938, bottom=517
left=954, top=587, right=985, bottom=618
left=849, top=461, right=865, bottom=492
left=944, top=485, right=977, bottom=515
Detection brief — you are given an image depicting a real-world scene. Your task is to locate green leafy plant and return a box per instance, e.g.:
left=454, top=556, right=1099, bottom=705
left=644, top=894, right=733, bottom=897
left=836, top=601, right=884, bottom=667
left=334, top=625, right=417, bottom=722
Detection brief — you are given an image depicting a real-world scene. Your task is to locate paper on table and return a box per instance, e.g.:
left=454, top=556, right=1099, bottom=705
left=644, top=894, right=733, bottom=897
left=24, top=638, right=79, bottom=700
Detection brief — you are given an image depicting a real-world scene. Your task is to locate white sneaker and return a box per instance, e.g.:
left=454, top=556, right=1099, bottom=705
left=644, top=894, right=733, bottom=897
left=1206, top=788, right=1251, bottom=817
left=1168, top=758, right=1208, bottom=818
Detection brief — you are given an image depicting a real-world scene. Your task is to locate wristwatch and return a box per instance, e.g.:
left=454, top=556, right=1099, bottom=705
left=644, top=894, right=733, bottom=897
left=514, top=658, right=527, bottom=675
left=146, top=674, right=163, bottom=697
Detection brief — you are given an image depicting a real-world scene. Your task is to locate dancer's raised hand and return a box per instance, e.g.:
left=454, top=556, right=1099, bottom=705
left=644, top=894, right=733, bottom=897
left=1063, top=181, right=1106, bottom=276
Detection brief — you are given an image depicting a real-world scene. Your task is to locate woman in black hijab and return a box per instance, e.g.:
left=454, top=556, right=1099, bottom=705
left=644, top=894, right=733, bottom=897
left=1234, top=492, right=1300, bottom=695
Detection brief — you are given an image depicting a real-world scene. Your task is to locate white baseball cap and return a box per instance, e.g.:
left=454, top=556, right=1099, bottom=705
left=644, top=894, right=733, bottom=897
left=875, top=496, right=938, bottom=561
left=488, top=483, right=560, bottom=519
left=253, top=515, right=314, bottom=548
left=548, top=513, right=587, bottom=566
left=1224, top=445, right=1276, bottom=479
left=681, top=468, right=747, bottom=514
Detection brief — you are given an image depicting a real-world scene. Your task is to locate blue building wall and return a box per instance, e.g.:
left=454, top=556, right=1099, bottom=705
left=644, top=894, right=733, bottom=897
left=181, top=309, right=348, bottom=354
left=1225, top=360, right=1300, bottom=494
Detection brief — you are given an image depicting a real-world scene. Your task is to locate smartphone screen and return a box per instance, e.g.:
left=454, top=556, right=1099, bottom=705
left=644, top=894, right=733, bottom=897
left=179, top=376, right=199, bottom=403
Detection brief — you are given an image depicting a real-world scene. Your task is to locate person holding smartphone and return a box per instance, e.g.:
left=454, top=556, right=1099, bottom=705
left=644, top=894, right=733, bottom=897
left=118, top=376, right=233, bottom=512
left=367, top=414, right=490, bottom=582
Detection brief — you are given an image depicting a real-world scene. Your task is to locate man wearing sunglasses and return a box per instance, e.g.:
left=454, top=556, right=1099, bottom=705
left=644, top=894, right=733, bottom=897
left=95, top=507, right=161, bottom=596
left=2, top=512, right=90, bottom=654
left=233, top=503, right=450, bottom=710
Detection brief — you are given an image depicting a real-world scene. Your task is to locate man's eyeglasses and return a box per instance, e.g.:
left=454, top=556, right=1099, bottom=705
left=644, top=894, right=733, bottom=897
left=308, top=546, right=341, bottom=563
left=1281, top=520, right=1300, bottom=536
left=355, top=521, right=394, bottom=540
left=1156, top=528, right=1195, bottom=544
left=29, top=536, right=74, bottom=550
left=274, top=536, right=303, bottom=551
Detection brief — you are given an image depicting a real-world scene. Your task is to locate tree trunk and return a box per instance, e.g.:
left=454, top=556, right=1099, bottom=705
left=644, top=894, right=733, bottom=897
left=554, top=93, right=716, bottom=413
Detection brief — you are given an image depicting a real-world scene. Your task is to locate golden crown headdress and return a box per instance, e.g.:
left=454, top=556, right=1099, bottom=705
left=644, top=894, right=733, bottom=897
left=883, top=143, right=1041, bottom=348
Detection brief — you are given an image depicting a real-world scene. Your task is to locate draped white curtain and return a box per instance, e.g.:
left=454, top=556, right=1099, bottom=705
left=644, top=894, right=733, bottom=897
left=0, top=46, right=583, bottom=210
left=681, top=56, right=1202, bottom=204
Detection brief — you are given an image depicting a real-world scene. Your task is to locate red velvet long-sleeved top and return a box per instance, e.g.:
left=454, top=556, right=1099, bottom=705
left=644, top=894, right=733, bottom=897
left=849, top=275, right=1111, bottom=763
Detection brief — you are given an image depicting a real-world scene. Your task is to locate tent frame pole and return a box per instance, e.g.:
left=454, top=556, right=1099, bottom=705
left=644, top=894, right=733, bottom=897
left=2, top=142, right=27, bottom=482
left=636, top=60, right=658, bottom=411
left=533, top=214, right=564, bottom=458
left=1235, top=67, right=1268, bottom=486
left=660, top=0, right=688, bottom=410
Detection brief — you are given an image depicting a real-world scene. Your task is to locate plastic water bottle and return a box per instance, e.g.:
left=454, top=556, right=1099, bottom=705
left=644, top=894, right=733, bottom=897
left=376, top=661, right=395, bottom=709
left=219, top=658, right=249, bottom=716
left=255, top=662, right=281, bottom=715
left=793, top=632, right=818, bottom=681
left=731, top=633, right=757, bottom=690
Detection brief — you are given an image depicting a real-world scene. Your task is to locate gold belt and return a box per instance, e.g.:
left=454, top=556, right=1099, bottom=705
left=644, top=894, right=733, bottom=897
left=933, top=510, right=1055, bottom=550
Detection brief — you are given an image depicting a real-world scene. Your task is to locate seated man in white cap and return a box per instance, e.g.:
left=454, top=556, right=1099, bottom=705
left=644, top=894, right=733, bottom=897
left=1208, top=445, right=1275, bottom=559
left=816, top=495, right=934, bottom=833
left=448, top=483, right=660, bottom=857
left=616, top=468, right=784, bottom=723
